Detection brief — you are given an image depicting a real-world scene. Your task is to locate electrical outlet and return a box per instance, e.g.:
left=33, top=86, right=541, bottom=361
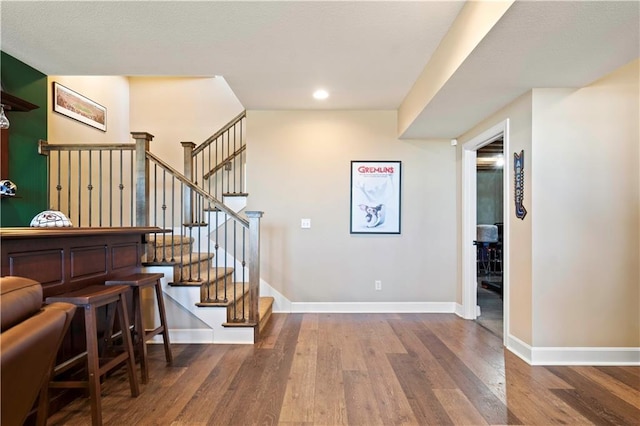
left=375, top=280, right=382, bottom=291
left=301, top=218, right=311, bottom=229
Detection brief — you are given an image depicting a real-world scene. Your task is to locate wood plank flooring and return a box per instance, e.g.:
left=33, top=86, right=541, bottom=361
left=46, top=313, right=640, bottom=425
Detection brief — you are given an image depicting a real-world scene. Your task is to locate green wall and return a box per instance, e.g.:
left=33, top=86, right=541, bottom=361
left=1, top=52, right=48, bottom=226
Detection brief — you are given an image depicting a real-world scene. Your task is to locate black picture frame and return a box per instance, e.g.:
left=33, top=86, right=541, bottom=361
left=53, top=82, right=107, bottom=132
left=350, top=160, right=401, bottom=234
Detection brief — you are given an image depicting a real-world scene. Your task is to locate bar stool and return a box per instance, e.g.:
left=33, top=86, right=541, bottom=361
left=105, top=273, right=172, bottom=384
left=42, top=285, right=140, bottom=426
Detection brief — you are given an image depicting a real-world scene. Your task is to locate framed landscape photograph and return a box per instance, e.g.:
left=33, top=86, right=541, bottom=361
left=350, top=160, right=401, bottom=234
left=53, top=82, right=107, bottom=131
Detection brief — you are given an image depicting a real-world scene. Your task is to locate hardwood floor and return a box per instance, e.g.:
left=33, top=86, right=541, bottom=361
left=47, top=313, right=640, bottom=425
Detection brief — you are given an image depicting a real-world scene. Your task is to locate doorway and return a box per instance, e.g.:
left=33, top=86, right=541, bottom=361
left=461, top=119, right=510, bottom=344
left=475, top=139, right=504, bottom=338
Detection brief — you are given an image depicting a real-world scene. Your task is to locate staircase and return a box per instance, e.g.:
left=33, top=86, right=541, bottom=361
left=39, top=110, right=273, bottom=344
left=144, top=232, right=274, bottom=341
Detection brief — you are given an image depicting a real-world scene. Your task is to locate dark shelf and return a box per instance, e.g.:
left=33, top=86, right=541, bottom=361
left=1, top=91, right=39, bottom=112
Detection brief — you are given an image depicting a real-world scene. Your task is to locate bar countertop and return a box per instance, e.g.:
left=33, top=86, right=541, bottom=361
left=0, top=226, right=169, bottom=239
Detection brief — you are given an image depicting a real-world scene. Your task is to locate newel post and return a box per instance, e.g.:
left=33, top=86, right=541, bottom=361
left=181, top=142, right=195, bottom=223
left=132, top=132, right=154, bottom=227
left=245, top=211, right=263, bottom=325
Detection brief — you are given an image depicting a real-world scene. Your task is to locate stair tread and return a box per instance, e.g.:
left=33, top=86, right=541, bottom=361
left=222, top=321, right=257, bottom=328
left=223, top=192, right=249, bottom=197
left=197, top=281, right=248, bottom=307
left=183, top=222, right=209, bottom=227
left=168, top=252, right=215, bottom=265
left=170, top=267, right=234, bottom=286
left=259, top=296, right=274, bottom=319
left=222, top=297, right=273, bottom=328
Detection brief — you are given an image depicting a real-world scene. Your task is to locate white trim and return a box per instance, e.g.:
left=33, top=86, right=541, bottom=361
left=260, top=278, right=292, bottom=312
left=531, top=347, right=640, bottom=366
left=506, top=333, right=533, bottom=364
left=454, top=303, right=480, bottom=317
left=501, top=120, right=511, bottom=341
left=506, top=334, right=640, bottom=365
left=290, top=302, right=456, bottom=313
left=454, top=303, right=465, bottom=317
left=461, top=146, right=477, bottom=319
left=149, top=328, right=254, bottom=345
left=461, top=119, right=510, bottom=344
left=149, top=329, right=215, bottom=344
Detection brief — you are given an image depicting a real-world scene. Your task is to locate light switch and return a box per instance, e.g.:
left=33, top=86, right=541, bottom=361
left=301, top=218, right=311, bottom=229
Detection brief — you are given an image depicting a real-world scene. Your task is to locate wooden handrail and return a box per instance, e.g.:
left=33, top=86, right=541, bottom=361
left=192, top=110, right=246, bottom=156
left=39, top=140, right=135, bottom=154
left=145, top=151, right=249, bottom=228
left=202, top=145, right=246, bottom=180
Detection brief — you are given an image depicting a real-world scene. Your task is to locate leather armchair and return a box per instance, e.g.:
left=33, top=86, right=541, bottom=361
left=1, top=276, right=76, bottom=426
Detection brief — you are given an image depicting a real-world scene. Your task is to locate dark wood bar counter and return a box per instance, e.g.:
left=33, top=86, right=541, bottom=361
left=0, top=227, right=163, bottom=298
left=0, top=226, right=166, bottom=422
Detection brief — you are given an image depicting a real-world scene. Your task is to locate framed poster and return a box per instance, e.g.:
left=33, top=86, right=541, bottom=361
left=350, top=160, right=401, bottom=234
left=53, top=82, right=107, bottom=131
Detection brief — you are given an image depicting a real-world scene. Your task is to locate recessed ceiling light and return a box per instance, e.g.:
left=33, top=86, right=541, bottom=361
left=313, top=89, right=329, bottom=100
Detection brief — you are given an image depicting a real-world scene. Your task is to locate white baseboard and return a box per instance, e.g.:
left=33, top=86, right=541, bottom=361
left=149, top=329, right=215, bottom=344
left=149, top=328, right=254, bottom=345
left=506, top=334, right=640, bottom=365
left=506, top=334, right=533, bottom=364
left=454, top=303, right=481, bottom=318
left=289, top=301, right=456, bottom=313
left=455, top=303, right=465, bottom=317
left=260, top=279, right=292, bottom=312
left=260, top=278, right=457, bottom=314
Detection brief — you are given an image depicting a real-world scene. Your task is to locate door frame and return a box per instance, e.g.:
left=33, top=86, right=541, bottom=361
left=461, top=119, right=510, bottom=343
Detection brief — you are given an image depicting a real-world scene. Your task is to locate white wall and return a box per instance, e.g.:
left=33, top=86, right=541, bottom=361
left=246, top=110, right=457, bottom=305
left=129, top=77, right=244, bottom=171
left=48, top=76, right=131, bottom=143
left=531, top=59, right=639, bottom=347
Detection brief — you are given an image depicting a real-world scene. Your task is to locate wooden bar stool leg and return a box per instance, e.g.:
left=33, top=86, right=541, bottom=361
left=102, top=303, right=117, bottom=356
left=84, top=305, right=103, bottom=426
left=154, top=280, right=173, bottom=363
left=132, top=287, right=149, bottom=383
left=117, top=295, right=140, bottom=397
left=106, top=273, right=173, bottom=383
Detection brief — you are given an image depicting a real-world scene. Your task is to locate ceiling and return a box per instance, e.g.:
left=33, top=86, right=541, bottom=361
left=1, top=1, right=638, bottom=139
